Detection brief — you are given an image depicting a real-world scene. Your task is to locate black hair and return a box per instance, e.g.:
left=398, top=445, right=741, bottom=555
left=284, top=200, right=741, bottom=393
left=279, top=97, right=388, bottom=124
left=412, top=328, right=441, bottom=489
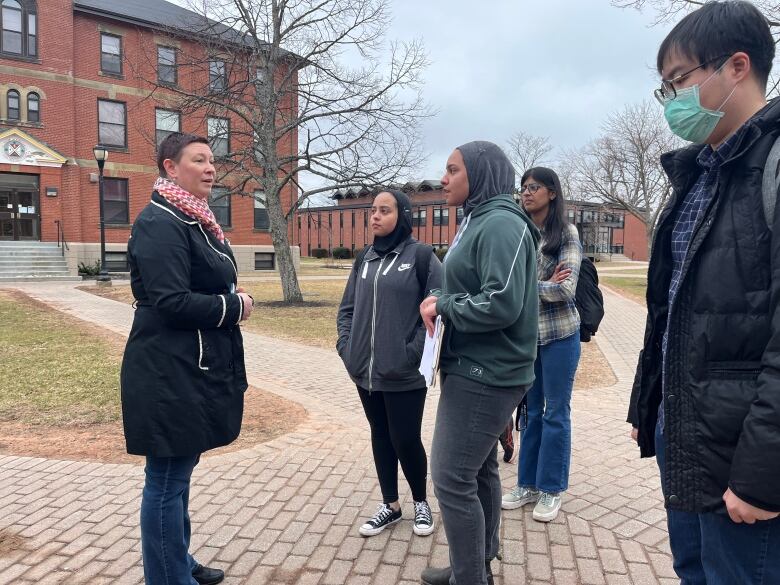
left=657, top=1, right=775, bottom=89
left=521, top=166, right=567, bottom=257
left=156, top=132, right=210, bottom=177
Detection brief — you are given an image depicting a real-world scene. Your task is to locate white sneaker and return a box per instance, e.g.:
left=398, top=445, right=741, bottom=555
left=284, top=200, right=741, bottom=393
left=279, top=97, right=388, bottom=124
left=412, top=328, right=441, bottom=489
left=501, top=486, right=540, bottom=510
left=413, top=500, right=435, bottom=536
left=532, top=492, right=561, bottom=522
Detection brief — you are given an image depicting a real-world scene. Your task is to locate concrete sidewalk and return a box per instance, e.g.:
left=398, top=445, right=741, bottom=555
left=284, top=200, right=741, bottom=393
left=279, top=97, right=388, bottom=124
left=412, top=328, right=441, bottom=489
left=0, top=282, right=674, bottom=584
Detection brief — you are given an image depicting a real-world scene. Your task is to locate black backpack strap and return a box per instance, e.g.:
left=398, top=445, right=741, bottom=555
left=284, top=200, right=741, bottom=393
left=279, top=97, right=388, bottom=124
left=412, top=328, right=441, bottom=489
left=414, top=243, right=433, bottom=295
left=353, top=246, right=369, bottom=276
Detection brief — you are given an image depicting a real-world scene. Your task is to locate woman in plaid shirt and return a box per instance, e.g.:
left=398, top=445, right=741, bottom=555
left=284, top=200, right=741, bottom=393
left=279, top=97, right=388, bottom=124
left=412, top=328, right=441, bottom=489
left=502, top=166, right=583, bottom=523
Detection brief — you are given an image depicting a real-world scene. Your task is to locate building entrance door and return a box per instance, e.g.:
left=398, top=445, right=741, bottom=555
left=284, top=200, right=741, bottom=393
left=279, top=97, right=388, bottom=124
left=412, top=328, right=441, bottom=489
left=0, top=174, right=40, bottom=241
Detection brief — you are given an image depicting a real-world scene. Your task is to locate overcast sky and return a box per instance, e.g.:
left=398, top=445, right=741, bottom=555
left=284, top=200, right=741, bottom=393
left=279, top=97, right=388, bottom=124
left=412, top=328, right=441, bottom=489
left=387, top=0, right=671, bottom=179
left=173, top=0, right=672, bottom=187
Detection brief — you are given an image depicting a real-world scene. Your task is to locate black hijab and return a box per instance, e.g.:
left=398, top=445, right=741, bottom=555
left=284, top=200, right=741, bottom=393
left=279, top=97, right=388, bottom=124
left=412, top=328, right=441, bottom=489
left=371, top=190, right=414, bottom=256
left=457, top=140, right=516, bottom=217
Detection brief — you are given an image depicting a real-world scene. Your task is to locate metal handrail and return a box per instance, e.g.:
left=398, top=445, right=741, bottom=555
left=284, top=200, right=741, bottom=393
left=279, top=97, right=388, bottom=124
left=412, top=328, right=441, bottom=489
left=54, top=220, right=69, bottom=257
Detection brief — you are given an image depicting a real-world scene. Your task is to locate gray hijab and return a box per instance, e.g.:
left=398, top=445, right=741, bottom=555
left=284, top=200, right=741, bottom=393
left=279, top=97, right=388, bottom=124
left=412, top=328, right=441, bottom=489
left=457, top=141, right=515, bottom=216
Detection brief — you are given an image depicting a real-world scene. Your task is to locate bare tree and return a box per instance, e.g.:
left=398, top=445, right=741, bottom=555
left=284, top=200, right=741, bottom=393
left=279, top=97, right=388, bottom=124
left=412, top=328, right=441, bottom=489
left=131, top=0, right=431, bottom=302
left=552, top=158, right=582, bottom=201
left=570, top=101, right=681, bottom=255
left=507, top=131, right=553, bottom=178
left=613, top=0, right=780, bottom=96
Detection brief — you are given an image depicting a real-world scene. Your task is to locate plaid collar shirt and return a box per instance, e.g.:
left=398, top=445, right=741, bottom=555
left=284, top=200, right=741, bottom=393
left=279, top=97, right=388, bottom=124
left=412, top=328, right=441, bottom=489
left=537, top=223, right=582, bottom=345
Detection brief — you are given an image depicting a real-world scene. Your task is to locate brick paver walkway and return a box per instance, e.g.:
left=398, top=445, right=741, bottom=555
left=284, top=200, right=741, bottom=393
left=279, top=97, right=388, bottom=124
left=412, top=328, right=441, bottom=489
left=0, top=282, right=675, bottom=585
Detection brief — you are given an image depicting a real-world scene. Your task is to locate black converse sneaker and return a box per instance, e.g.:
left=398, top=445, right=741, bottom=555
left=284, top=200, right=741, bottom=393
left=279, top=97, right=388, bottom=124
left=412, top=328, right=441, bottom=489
left=358, top=503, right=402, bottom=537
left=413, top=500, right=435, bottom=536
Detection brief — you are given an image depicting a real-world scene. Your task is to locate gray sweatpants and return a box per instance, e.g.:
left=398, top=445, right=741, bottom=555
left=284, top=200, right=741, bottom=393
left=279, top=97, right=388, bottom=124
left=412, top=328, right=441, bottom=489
left=431, top=373, right=528, bottom=585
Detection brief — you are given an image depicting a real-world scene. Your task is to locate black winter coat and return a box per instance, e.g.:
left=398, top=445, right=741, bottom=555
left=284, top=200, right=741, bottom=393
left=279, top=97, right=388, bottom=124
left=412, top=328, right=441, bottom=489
left=629, top=99, right=780, bottom=514
left=121, top=192, right=247, bottom=457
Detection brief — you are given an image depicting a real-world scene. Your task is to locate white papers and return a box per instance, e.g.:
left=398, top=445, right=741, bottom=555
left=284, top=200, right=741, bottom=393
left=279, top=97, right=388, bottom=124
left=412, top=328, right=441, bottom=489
left=419, top=316, right=445, bottom=388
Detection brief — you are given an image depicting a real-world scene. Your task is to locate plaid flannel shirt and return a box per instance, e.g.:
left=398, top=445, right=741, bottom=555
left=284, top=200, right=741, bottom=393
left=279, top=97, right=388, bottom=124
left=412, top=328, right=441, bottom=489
left=537, top=223, right=582, bottom=345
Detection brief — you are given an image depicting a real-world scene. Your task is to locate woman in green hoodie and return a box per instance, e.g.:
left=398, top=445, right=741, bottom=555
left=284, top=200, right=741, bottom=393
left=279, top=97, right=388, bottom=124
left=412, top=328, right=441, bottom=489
left=419, top=141, right=540, bottom=585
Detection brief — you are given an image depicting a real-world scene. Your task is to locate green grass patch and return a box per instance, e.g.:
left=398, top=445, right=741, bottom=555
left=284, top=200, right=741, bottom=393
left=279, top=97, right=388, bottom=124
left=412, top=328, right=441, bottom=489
left=597, top=268, right=648, bottom=276
left=0, top=291, right=121, bottom=425
left=600, top=276, right=647, bottom=303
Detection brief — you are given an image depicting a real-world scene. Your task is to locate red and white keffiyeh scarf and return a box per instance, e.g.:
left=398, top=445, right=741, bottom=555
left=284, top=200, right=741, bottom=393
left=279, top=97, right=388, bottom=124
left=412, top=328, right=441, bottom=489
left=154, top=177, right=225, bottom=243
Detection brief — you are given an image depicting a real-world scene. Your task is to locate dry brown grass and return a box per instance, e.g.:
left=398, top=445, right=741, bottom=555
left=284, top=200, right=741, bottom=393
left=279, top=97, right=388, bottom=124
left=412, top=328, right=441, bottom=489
left=80, top=281, right=617, bottom=389
left=575, top=340, right=617, bottom=390
left=0, top=290, right=306, bottom=463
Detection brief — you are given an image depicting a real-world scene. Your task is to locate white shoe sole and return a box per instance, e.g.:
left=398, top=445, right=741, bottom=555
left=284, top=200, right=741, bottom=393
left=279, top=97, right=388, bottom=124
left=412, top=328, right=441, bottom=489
left=532, top=507, right=560, bottom=522
left=501, top=497, right=539, bottom=510
left=413, top=520, right=435, bottom=536
left=358, top=515, right=401, bottom=537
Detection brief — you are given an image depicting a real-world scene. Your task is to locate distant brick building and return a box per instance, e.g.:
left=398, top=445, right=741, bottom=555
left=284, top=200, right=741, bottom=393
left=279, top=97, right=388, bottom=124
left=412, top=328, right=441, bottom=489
left=0, top=0, right=298, bottom=273
left=295, top=182, right=649, bottom=261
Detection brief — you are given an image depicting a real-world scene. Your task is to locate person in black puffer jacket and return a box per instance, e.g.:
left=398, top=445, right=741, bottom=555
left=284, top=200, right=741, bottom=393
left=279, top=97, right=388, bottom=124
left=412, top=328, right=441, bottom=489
left=629, top=3, right=780, bottom=584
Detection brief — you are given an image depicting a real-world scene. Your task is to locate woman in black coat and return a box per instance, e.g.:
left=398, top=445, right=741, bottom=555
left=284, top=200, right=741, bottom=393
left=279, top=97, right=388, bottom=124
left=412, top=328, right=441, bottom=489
left=121, top=132, right=253, bottom=585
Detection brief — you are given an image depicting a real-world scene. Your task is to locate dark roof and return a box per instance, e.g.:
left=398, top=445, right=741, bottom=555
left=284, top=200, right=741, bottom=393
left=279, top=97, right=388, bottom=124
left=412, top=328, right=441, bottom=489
left=73, top=0, right=248, bottom=45
left=331, top=180, right=443, bottom=200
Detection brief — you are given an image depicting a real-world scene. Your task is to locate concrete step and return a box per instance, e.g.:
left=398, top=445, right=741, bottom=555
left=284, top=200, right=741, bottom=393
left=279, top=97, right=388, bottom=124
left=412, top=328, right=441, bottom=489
left=0, top=245, right=62, bottom=252
left=0, top=241, right=74, bottom=280
left=0, top=270, right=71, bottom=278
left=0, top=268, right=72, bottom=276
left=0, top=249, right=66, bottom=257
left=0, top=240, right=60, bottom=246
left=0, top=258, right=69, bottom=266
left=0, top=275, right=81, bottom=282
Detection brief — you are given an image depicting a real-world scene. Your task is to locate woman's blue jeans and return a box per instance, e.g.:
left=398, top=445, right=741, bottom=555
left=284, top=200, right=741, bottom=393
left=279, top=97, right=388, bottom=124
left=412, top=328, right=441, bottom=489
left=141, top=454, right=200, bottom=585
left=518, top=333, right=580, bottom=494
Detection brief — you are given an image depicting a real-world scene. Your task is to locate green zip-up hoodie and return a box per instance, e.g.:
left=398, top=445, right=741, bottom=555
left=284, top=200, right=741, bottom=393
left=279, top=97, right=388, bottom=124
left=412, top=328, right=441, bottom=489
left=434, top=194, right=540, bottom=387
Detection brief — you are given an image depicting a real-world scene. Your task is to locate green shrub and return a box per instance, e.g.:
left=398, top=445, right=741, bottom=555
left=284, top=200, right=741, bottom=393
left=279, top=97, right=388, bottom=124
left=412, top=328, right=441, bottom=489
left=78, top=260, right=102, bottom=276
left=434, top=247, right=448, bottom=262
left=311, top=248, right=329, bottom=258
left=332, top=247, right=352, bottom=259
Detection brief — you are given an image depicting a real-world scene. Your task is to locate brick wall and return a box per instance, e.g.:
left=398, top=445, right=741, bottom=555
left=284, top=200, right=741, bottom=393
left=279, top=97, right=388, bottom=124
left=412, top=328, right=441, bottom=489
left=0, top=0, right=297, bottom=253
left=618, top=213, right=649, bottom=261
left=298, top=190, right=461, bottom=256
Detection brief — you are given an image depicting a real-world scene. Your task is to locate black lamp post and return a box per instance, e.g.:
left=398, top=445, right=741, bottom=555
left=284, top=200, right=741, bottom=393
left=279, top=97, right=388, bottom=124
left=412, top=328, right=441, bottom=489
left=93, top=145, right=111, bottom=284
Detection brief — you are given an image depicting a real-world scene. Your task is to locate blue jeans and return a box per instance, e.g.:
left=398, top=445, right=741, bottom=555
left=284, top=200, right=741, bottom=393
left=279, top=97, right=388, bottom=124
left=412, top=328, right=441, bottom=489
left=141, top=454, right=200, bottom=585
left=518, top=333, right=580, bottom=493
left=431, top=374, right=528, bottom=585
left=655, top=423, right=780, bottom=585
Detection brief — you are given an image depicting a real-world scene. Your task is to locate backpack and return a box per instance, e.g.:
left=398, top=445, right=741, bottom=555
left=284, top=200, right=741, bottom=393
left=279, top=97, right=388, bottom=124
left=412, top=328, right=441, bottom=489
left=762, top=134, right=780, bottom=229
left=575, top=256, right=604, bottom=342
left=353, top=243, right=433, bottom=297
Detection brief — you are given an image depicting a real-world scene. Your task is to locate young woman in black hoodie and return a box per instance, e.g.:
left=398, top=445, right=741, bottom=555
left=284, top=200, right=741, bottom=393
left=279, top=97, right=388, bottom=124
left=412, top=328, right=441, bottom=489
left=337, top=190, right=442, bottom=538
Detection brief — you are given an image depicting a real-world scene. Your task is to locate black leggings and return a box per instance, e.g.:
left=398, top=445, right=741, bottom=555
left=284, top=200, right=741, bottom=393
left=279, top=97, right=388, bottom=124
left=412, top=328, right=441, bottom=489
left=357, top=386, right=428, bottom=503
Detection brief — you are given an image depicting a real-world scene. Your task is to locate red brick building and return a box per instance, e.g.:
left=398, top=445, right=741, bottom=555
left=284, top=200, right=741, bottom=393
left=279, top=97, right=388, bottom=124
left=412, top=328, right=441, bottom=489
left=296, top=182, right=649, bottom=261
left=0, top=0, right=298, bottom=273
left=613, top=212, right=650, bottom=261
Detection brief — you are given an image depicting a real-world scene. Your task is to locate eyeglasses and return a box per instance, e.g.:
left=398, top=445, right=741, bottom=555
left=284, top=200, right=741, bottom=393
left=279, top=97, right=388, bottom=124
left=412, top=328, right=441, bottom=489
left=654, top=54, right=731, bottom=104
left=519, top=183, right=543, bottom=194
